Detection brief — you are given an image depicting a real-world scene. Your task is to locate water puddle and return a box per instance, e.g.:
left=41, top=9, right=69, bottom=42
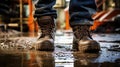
left=0, top=33, right=120, bottom=67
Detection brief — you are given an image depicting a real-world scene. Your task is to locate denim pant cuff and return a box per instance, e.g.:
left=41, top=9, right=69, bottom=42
left=34, top=12, right=57, bottom=18
left=70, top=21, right=93, bottom=27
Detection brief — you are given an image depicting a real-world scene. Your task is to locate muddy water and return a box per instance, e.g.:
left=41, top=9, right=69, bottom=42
left=0, top=33, right=120, bottom=67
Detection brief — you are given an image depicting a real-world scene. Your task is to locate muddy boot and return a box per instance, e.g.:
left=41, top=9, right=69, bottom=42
left=35, top=16, right=55, bottom=51
left=72, top=25, right=100, bottom=53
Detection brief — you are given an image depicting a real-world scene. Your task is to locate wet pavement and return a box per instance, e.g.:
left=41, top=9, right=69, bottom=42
left=0, top=31, right=120, bottom=67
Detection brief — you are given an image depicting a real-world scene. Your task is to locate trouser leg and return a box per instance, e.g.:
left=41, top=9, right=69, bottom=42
left=69, top=0, right=97, bottom=27
left=34, top=0, right=57, bottom=18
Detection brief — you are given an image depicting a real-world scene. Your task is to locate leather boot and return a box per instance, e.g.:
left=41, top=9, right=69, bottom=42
left=35, top=16, right=55, bottom=51
left=72, top=25, right=100, bottom=53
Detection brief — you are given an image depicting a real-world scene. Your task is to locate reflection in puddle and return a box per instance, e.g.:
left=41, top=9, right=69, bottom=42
left=0, top=51, right=39, bottom=67
left=55, top=52, right=74, bottom=67
left=55, top=63, right=74, bottom=67
left=36, top=51, right=55, bottom=67
left=0, top=50, right=120, bottom=67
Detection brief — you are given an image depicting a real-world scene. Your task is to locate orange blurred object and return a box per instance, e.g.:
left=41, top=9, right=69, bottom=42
left=64, top=7, right=71, bottom=30
left=91, top=9, right=120, bottom=31
left=28, top=0, right=38, bottom=33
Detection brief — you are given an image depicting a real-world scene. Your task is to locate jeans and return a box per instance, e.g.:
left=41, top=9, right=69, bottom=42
left=34, top=0, right=97, bottom=26
left=33, top=0, right=57, bottom=18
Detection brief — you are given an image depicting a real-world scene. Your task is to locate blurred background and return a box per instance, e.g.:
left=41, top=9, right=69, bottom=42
left=0, top=0, right=120, bottom=33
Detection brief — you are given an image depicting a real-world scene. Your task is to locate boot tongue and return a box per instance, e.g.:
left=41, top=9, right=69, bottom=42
left=39, top=24, right=54, bottom=39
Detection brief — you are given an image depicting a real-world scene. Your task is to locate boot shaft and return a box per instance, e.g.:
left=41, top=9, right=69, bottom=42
left=37, top=16, right=55, bottom=39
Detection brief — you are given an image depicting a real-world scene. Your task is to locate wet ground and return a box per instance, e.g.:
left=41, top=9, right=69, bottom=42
left=0, top=31, right=120, bottom=67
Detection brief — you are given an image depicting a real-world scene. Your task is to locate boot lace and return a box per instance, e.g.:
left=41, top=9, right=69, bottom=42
left=73, top=25, right=93, bottom=40
left=38, top=18, right=55, bottom=39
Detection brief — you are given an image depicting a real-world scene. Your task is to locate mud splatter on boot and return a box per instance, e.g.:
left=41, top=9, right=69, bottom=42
left=35, top=16, right=55, bottom=51
left=72, top=25, right=100, bottom=53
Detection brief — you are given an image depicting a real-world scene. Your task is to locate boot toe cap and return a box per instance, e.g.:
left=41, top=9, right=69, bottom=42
left=35, top=39, right=54, bottom=51
left=79, top=40, right=100, bottom=53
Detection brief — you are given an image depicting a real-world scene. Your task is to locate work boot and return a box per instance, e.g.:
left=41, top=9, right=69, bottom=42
left=72, top=25, right=100, bottom=53
left=35, top=16, right=55, bottom=51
